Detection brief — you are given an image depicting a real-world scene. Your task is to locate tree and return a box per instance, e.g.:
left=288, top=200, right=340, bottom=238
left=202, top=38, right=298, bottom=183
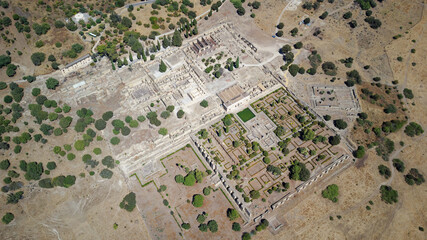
left=333, top=119, right=347, bottom=129
left=192, top=194, right=204, bottom=207
left=157, top=60, right=167, bottom=72
left=392, top=159, right=405, bottom=173
left=184, top=173, right=196, bottom=186
left=54, top=20, right=65, bottom=28
left=237, top=6, right=245, bottom=16
left=227, top=208, right=240, bottom=220
left=232, top=222, right=241, bottom=231
left=252, top=1, right=261, bottom=9
left=353, top=146, right=366, bottom=158
left=158, top=128, right=168, bottom=136
left=242, top=232, right=251, bottom=240
left=277, top=22, right=284, bottom=29
left=294, top=42, right=303, bottom=49
left=403, top=88, right=414, bottom=99
left=250, top=190, right=260, bottom=199
left=177, top=110, right=185, bottom=118
left=328, top=135, right=341, bottom=145
left=46, top=162, right=57, bottom=170
left=95, top=119, right=107, bottom=130
left=2, top=212, right=14, bottom=224
left=196, top=213, right=206, bottom=223
left=235, top=57, right=240, bottom=68
left=276, top=30, right=283, bottom=37
left=322, top=62, right=337, bottom=76
left=199, top=187, right=210, bottom=196
left=100, top=169, right=113, bottom=179
left=160, top=111, right=170, bottom=119
left=343, top=11, right=352, bottom=19
left=0, top=159, right=10, bottom=170
left=102, top=111, right=114, bottom=121
left=199, top=223, right=208, bottom=232
left=32, top=23, right=51, bottom=35
left=172, top=30, right=183, bottom=47
left=378, top=165, right=391, bottom=179
left=300, top=128, right=315, bottom=141
left=120, top=192, right=136, bottom=212
left=24, top=162, right=44, bottom=181
left=207, top=220, right=218, bottom=232
left=319, top=11, right=329, bottom=20
left=303, top=18, right=310, bottom=24
left=322, top=184, right=339, bottom=202
left=274, top=126, right=286, bottom=137
left=6, top=64, right=17, bottom=77
left=181, top=223, right=191, bottom=229
left=404, top=122, right=424, bottom=137
left=175, top=174, right=184, bottom=183
left=288, top=64, right=299, bottom=77
left=380, top=185, right=398, bottom=204
left=46, top=78, right=59, bottom=90
left=0, top=55, right=11, bottom=68
left=200, top=100, right=208, bottom=108
left=110, top=137, right=120, bottom=145
left=31, top=52, right=46, bottom=66
left=405, top=168, right=425, bottom=186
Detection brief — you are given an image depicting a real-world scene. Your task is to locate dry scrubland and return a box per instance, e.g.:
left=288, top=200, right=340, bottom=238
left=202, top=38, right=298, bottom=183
left=252, top=0, right=427, bottom=239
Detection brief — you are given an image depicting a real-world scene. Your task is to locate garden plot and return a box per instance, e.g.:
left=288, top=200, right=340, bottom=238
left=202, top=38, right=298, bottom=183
left=129, top=145, right=241, bottom=239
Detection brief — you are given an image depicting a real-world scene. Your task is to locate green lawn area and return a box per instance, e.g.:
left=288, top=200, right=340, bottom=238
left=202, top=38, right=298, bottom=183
left=237, top=108, right=255, bottom=122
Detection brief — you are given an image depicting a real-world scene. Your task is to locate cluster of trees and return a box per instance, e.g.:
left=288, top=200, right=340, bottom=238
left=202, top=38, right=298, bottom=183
left=345, top=70, right=362, bottom=87
left=289, top=161, right=310, bottom=181
left=405, top=168, right=425, bottom=186
left=63, top=44, right=84, bottom=58
left=378, top=165, right=391, bottom=179
left=404, top=122, right=424, bottom=137
left=120, top=192, right=136, bottom=212
left=32, top=22, right=51, bottom=35
left=175, top=169, right=206, bottom=186
left=254, top=219, right=269, bottom=232
left=38, top=175, right=76, bottom=188
left=230, top=0, right=246, bottom=16
left=380, top=185, right=398, bottom=204
left=392, top=159, right=405, bottom=172
left=353, top=146, right=366, bottom=158
left=322, top=62, right=337, bottom=76
left=267, top=164, right=281, bottom=176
